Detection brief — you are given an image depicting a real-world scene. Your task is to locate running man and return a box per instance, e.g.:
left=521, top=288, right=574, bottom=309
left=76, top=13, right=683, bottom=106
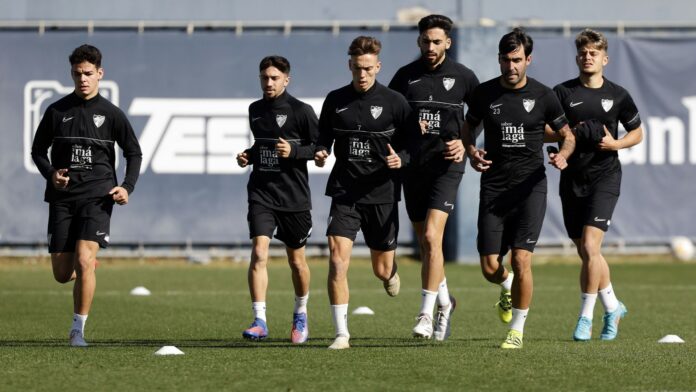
left=462, top=28, right=576, bottom=349
left=315, top=36, right=411, bottom=349
left=236, top=55, right=319, bottom=344
left=31, top=44, right=142, bottom=347
left=388, top=14, right=479, bottom=341
left=551, top=29, right=642, bottom=341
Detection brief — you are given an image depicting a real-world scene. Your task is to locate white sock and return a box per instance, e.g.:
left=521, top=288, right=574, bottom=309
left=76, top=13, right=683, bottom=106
left=419, top=289, right=438, bottom=317
left=598, top=283, right=619, bottom=313
left=437, top=278, right=451, bottom=308
left=294, top=294, right=309, bottom=314
left=331, top=304, right=349, bottom=337
left=579, top=293, right=597, bottom=319
left=252, top=302, right=267, bottom=322
left=501, top=272, right=514, bottom=291
left=71, top=313, right=88, bottom=334
left=509, top=307, right=529, bottom=333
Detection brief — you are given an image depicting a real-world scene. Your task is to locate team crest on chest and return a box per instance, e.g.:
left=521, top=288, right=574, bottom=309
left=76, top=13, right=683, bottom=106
left=601, top=99, right=614, bottom=112
left=522, top=99, right=535, bottom=113
left=276, top=114, right=287, bottom=127
left=93, top=114, right=105, bottom=128
left=442, top=77, right=455, bottom=91
left=370, top=105, right=383, bottom=119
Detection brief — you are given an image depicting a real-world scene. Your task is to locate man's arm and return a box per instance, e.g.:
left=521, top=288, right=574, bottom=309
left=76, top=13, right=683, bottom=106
left=112, top=111, right=142, bottom=205
left=284, top=104, right=319, bottom=160
left=31, top=109, right=56, bottom=181
left=548, top=124, right=575, bottom=170
left=598, top=126, right=643, bottom=151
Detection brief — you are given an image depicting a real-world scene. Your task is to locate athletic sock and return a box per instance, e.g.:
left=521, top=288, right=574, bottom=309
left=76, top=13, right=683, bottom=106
left=598, top=283, right=619, bottom=313
left=330, top=304, right=349, bottom=337
left=252, top=301, right=267, bottom=322
left=579, top=293, right=597, bottom=320
left=501, top=272, right=514, bottom=291
left=419, top=289, right=438, bottom=317
left=509, top=307, right=529, bottom=333
left=71, top=313, right=88, bottom=334
left=437, top=278, right=451, bottom=308
left=294, top=294, right=309, bottom=314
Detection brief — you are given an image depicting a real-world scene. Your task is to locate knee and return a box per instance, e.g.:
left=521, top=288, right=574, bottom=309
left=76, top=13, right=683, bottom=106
left=422, top=230, right=442, bottom=252
left=480, top=264, right=499, bottom=282
left=580, top=241, right=601, bottom=261
left=251, top=246, right=268, bottom=267
left=328, top=255, right=349, bottom=280
left=372, top=263, right=391, bottom=281
left=287, top=256, right=307, bottom=272
left=511, top=257, right=531, bottom=276
left=53, top=269, right=73, bottom=284
left=74, top=255, right=96, bottom=275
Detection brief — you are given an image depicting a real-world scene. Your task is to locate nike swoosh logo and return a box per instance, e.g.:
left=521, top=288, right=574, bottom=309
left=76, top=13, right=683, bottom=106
left=594, top=217, right=607, bottom=222
left=96, top=231, right=106, bottom=236
left=408, top=79, right=421, bottom=85
left=251, top=117, right=262, bottom=122
left=62, top=116, right=74, bottom=123
left=489, top=103, right=502, bottom=109
left=444, top=201, right=454, bottom=209
left=569, top=101, right=583, bottom=107
left=526, top=239, right=537, bottom=244
left=335, top=107, right=349, bottom=113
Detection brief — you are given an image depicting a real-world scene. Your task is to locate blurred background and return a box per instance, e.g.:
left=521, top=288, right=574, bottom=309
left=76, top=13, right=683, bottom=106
left=1, top=0, right=695, bottom=261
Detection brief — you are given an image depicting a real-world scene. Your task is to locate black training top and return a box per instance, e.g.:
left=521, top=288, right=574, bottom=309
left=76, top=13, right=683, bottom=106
left=316, top=81, right=411, bottom=204
left=554, top=77, right=642, bottom=196
left=246, top=91, right=319, bottom=211
left=31, top=92, right=142, bottom=203
left=389, top=56, right=479, bottom=173
left=466, top=77, right=568, bottom=193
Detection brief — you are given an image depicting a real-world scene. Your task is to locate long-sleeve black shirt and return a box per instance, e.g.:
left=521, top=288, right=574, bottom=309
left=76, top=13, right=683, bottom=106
left=389, top=56, right=479, bottom=173
left=246, top=91, right=319, bottom=211
left=31, top=92, right=142, bottom=203
left=317, top=81, right=411, bottom=204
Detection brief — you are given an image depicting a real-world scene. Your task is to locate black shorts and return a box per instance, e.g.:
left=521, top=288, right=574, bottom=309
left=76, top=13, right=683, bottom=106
left=477, top=184, right=547, bottom=256
left=247, top=202, right=312, bottom=249
left=48, top=197, right=114, bottom=253
left=403, top=168, right=463, bottom=222
left=326, top=200, right=398, bottom=251
left=561, top=190, right=619, bottom=239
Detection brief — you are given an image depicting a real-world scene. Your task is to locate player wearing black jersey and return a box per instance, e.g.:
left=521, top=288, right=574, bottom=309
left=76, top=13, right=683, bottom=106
left=551, top=29, right=643, bottom=342
left=389, top=14, right=479, bottom=341
left=314, top=36, right=411, bottom=349
left=462, top=29, right=575, bottom=349
left=236, top=56, right=318, bottom=344
left=31, top=45, right=142, bottom=347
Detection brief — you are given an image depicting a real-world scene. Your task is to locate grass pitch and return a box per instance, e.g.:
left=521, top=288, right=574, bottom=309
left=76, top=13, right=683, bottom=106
left=1, top=256, right=694, bottom=391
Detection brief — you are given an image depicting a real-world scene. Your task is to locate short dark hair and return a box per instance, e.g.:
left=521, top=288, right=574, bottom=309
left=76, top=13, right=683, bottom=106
left=348, top=36, right=382, bottom=56
left=575, top=28, right=608, bottom=52
left=499, top=27, right=533, bottom=57
left=418, top=14, right=454, bottom=37
left=259, top=55, right=291, bottom=74
left=69, top=44, right=102, bottom=68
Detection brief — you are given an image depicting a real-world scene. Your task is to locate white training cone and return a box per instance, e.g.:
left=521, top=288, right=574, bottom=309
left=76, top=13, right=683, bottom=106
left=658, top=334, right=685, bottom=343
left=352, top=306, right=375, bottom=315
left=130, top=286, right=151, bottom=296
left=154, top=346, right=185, bottom=355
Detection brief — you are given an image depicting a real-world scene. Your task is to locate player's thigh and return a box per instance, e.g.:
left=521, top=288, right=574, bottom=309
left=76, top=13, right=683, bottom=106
left=560, top=190, right=585, bottom=240
left=582, top=190, right=619, bottom=233
left=426, top=170, right=463, bottom=214
left=77, top=197, right=114, bottom=249
left=48, top=201, right=79, bottom=253
left=248, top=202, right=277, bottom=240
left=510, top=189, right=547, bottom=253
left=477, top=196, right=506, bottom=256
left=359, top=202, right=399, bottom=251
left=276, top=210, right=312, bottom=249
left=403, top=169, right=431, bottom=223
left=326, top=200, right=361, bottom=242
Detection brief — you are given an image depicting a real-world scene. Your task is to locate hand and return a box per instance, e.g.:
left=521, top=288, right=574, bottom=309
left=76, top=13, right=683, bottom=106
left=597, top=128, right=618, bottom=151
left=236, top=151, right=249, bottom=167
left=52, top=168, right=69, bottom=189
left=444, top=139, right=464, bottom=162
left=385, top=144, right=401, bottom=169
left=419, top=120, right=429, bottom=135
left=109, top=186, right=129, bottom=205
left=314, top=150, right=329, bottom=167
left=276, top=137, right=292, bottom=158
left=548, top=151, right=568, bottom=170
left=469, top=149, right=492, bottom=172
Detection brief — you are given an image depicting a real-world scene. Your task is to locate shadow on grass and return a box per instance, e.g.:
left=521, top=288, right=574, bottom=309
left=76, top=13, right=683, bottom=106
left=0, top=336, right=491, bottom=349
